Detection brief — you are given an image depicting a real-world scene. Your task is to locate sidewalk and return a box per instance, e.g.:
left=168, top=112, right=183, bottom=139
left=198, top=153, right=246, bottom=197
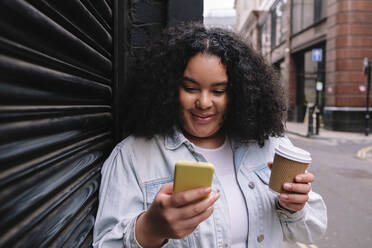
left=285, top=122, right=372, bottom=141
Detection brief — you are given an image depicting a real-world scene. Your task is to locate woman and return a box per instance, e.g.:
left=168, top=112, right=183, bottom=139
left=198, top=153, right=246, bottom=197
left=93, top=23, right=327, bottom=248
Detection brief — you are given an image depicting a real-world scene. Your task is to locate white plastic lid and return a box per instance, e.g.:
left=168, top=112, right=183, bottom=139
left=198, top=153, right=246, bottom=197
left=275, top=144, right=311, bottom=164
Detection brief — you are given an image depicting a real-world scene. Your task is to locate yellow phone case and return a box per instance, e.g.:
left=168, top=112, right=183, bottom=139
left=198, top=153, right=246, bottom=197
left=173, top=160, right=214, bottom=194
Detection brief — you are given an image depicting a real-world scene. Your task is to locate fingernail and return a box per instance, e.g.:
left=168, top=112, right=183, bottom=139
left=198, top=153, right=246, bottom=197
left=280, top=194, right=288, bottom=200
left=283, top=183, right=291, bottom=190
left=296, top=175, right=303, bottom=181
left=204, top=187, right=211, bottom=194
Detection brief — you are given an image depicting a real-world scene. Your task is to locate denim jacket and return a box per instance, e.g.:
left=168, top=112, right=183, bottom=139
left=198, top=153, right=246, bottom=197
left=93, top=130, right=327, bottom=248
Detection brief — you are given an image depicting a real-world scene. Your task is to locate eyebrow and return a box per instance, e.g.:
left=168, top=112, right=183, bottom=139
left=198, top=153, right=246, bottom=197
left=182, top=76, right=228, bottom=86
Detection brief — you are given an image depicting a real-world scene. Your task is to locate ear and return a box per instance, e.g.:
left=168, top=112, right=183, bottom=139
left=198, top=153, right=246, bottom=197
left=267, top=162, right=273, bottom=170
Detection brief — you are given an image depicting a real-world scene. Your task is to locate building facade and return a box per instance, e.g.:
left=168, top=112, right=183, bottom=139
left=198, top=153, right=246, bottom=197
left=235, top=0, right=372, bottom=132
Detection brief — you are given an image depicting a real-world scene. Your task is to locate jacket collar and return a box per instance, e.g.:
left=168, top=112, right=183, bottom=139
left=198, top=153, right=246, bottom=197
left=165, top=127, right=191, bottom=150
left=164, top=127, right=266, bottom=173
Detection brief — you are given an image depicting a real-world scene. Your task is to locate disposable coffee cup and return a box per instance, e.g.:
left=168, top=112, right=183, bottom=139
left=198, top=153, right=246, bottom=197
left=269, top=144, right=311, bottom=194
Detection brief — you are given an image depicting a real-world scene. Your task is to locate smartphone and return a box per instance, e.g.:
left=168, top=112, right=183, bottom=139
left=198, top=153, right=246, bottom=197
left=173, top=160, right=214, bottom=194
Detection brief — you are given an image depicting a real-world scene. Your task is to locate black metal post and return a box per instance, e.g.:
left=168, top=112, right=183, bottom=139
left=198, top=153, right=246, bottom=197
left=308, top=105, right=314, bottom=137
left=315, top=61, right=322, bottom=135
left=315, top=86, right=319, bottom=108
left=364, top=58, right=371, bottom=136
left=316, top=107, right=320, bottom=135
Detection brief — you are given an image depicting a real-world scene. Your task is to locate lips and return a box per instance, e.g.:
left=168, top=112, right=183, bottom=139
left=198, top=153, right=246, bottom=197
left=191, top=112, right=215, bottom=124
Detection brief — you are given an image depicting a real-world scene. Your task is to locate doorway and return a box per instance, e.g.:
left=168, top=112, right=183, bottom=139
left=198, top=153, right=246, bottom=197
left=295, top=44, right=326, bottom=122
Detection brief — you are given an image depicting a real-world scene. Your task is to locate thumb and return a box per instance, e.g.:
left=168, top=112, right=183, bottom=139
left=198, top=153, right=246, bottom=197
left=158, top=182, right=174, bottom=195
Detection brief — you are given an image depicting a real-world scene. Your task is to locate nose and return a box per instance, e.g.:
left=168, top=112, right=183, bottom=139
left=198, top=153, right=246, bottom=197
left=196, top=92, right=212, bottom=109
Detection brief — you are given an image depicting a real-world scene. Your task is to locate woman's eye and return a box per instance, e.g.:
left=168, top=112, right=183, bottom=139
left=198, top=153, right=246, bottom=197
left=183, top=86, right=198, bottom=92
left=213, top=90, right=226, bottom=95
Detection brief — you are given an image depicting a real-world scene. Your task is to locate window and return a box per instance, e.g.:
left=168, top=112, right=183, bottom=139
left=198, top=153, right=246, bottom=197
left=271, top=0, right=287, bottom=49
left=292, top=0, right=302, bottom=34
left=291, top=0, right=327, bottom=35
left=260, top=17, right=270, bottom=56
left=314, top=0, right=327, bottom=22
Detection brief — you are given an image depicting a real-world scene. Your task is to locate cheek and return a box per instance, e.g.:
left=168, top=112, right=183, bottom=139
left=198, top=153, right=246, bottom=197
left=218, top=97, right=229, bottom=114
left=179, top=95, right=186, bottom=111
left=179, top=92, right=194, bottom=110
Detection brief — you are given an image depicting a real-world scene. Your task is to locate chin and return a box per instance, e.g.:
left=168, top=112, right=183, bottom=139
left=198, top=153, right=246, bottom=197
left=190, top=129, right=218, bottom=138
left=193, top=133, right=212, bottom=138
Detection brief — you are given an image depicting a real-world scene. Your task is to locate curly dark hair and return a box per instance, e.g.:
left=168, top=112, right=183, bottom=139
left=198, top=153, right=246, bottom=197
left=123, top=22, right=287, bottom=147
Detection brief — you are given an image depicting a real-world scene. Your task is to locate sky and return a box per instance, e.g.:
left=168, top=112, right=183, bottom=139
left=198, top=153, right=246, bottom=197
left=203, top=0, right=235, bottom=17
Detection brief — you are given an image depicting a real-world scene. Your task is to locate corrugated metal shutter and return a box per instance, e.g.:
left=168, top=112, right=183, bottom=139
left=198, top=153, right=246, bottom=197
left=0, top=0, right=122, bottom=247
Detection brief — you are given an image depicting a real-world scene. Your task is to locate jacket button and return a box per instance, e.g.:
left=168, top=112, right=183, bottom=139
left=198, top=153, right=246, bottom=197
left=257, top=234, right=264, bottom=243
left=248, top=182, right=255, bottom=189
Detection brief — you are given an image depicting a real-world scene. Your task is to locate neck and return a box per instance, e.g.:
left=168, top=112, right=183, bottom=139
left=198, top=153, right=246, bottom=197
left=183, top=131, right=226, bottom=149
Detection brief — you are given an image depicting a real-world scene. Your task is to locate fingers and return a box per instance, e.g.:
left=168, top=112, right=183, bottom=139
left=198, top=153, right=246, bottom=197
left=283, top=182, right=311, bottom=194
left=159, top=183, right=174, bottom=194
left=181, top=192, right=220, bottom=219
left=277, top=172, right=315, bottom=212
left=295, top=173, right=315, bottom=183
left=278, top=193, right=309, bottom=212
left=166, top=208, right=214, bottom=240
left=281, top=172, right=314, bottom=194
left=156, top=190, right=218, bottom=239
left=282, top=172, right=314, bottom=194
left=147, top=185, right=219, bottom=240
left=181, top=205, right=214, bottom=229
left=170, top=187, right=212, bottom=207
left=279, top=193, right=309, bottom=204
left=167, top=206, right=215, bottom=239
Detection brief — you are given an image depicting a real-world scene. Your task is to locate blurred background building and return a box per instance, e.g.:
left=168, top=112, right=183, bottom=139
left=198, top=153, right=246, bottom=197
left=235, top=0, right=372, bottom=132
left=204, top=0, right=236, bottom=29
left=204, top=8, right=236, bottom=30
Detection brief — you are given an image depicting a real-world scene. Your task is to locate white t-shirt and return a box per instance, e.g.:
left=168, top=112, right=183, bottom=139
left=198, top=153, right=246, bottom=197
left=194, top=138, right=248, bottom=248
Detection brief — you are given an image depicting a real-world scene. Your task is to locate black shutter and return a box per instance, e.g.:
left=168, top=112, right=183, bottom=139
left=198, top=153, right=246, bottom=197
left=0, top=0, right=122, bottom=247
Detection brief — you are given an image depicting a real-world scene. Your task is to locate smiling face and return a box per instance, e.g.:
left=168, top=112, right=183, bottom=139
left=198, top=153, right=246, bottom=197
left=179, top=53, right=229, bottom=148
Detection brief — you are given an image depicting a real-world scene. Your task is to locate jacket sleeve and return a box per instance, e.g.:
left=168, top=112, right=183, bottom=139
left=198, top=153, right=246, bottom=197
left=92, top=144, right=145, bottom=248
left=276, top=185, right=328, bottom=243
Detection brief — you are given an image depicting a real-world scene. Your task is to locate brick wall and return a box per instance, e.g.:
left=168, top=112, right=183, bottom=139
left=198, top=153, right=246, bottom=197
left=128, top=0, right=167, bottom=56
left=326, top=0, right=372, bottom=107
left=128, top=0, right=203, bottom=56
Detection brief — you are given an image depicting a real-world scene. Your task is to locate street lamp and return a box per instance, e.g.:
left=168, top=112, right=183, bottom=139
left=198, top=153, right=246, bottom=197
left=363, top=57, right=372, bottom=136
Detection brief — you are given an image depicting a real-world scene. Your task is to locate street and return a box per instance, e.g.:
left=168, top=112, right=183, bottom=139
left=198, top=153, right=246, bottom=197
left=283, top=134, right=372, bottom=248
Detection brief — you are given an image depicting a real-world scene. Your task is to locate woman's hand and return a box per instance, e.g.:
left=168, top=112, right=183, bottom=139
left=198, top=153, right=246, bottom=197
left=135, top=183, right=220, bottom=248
left=268, top=162, right=314, bottom=213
